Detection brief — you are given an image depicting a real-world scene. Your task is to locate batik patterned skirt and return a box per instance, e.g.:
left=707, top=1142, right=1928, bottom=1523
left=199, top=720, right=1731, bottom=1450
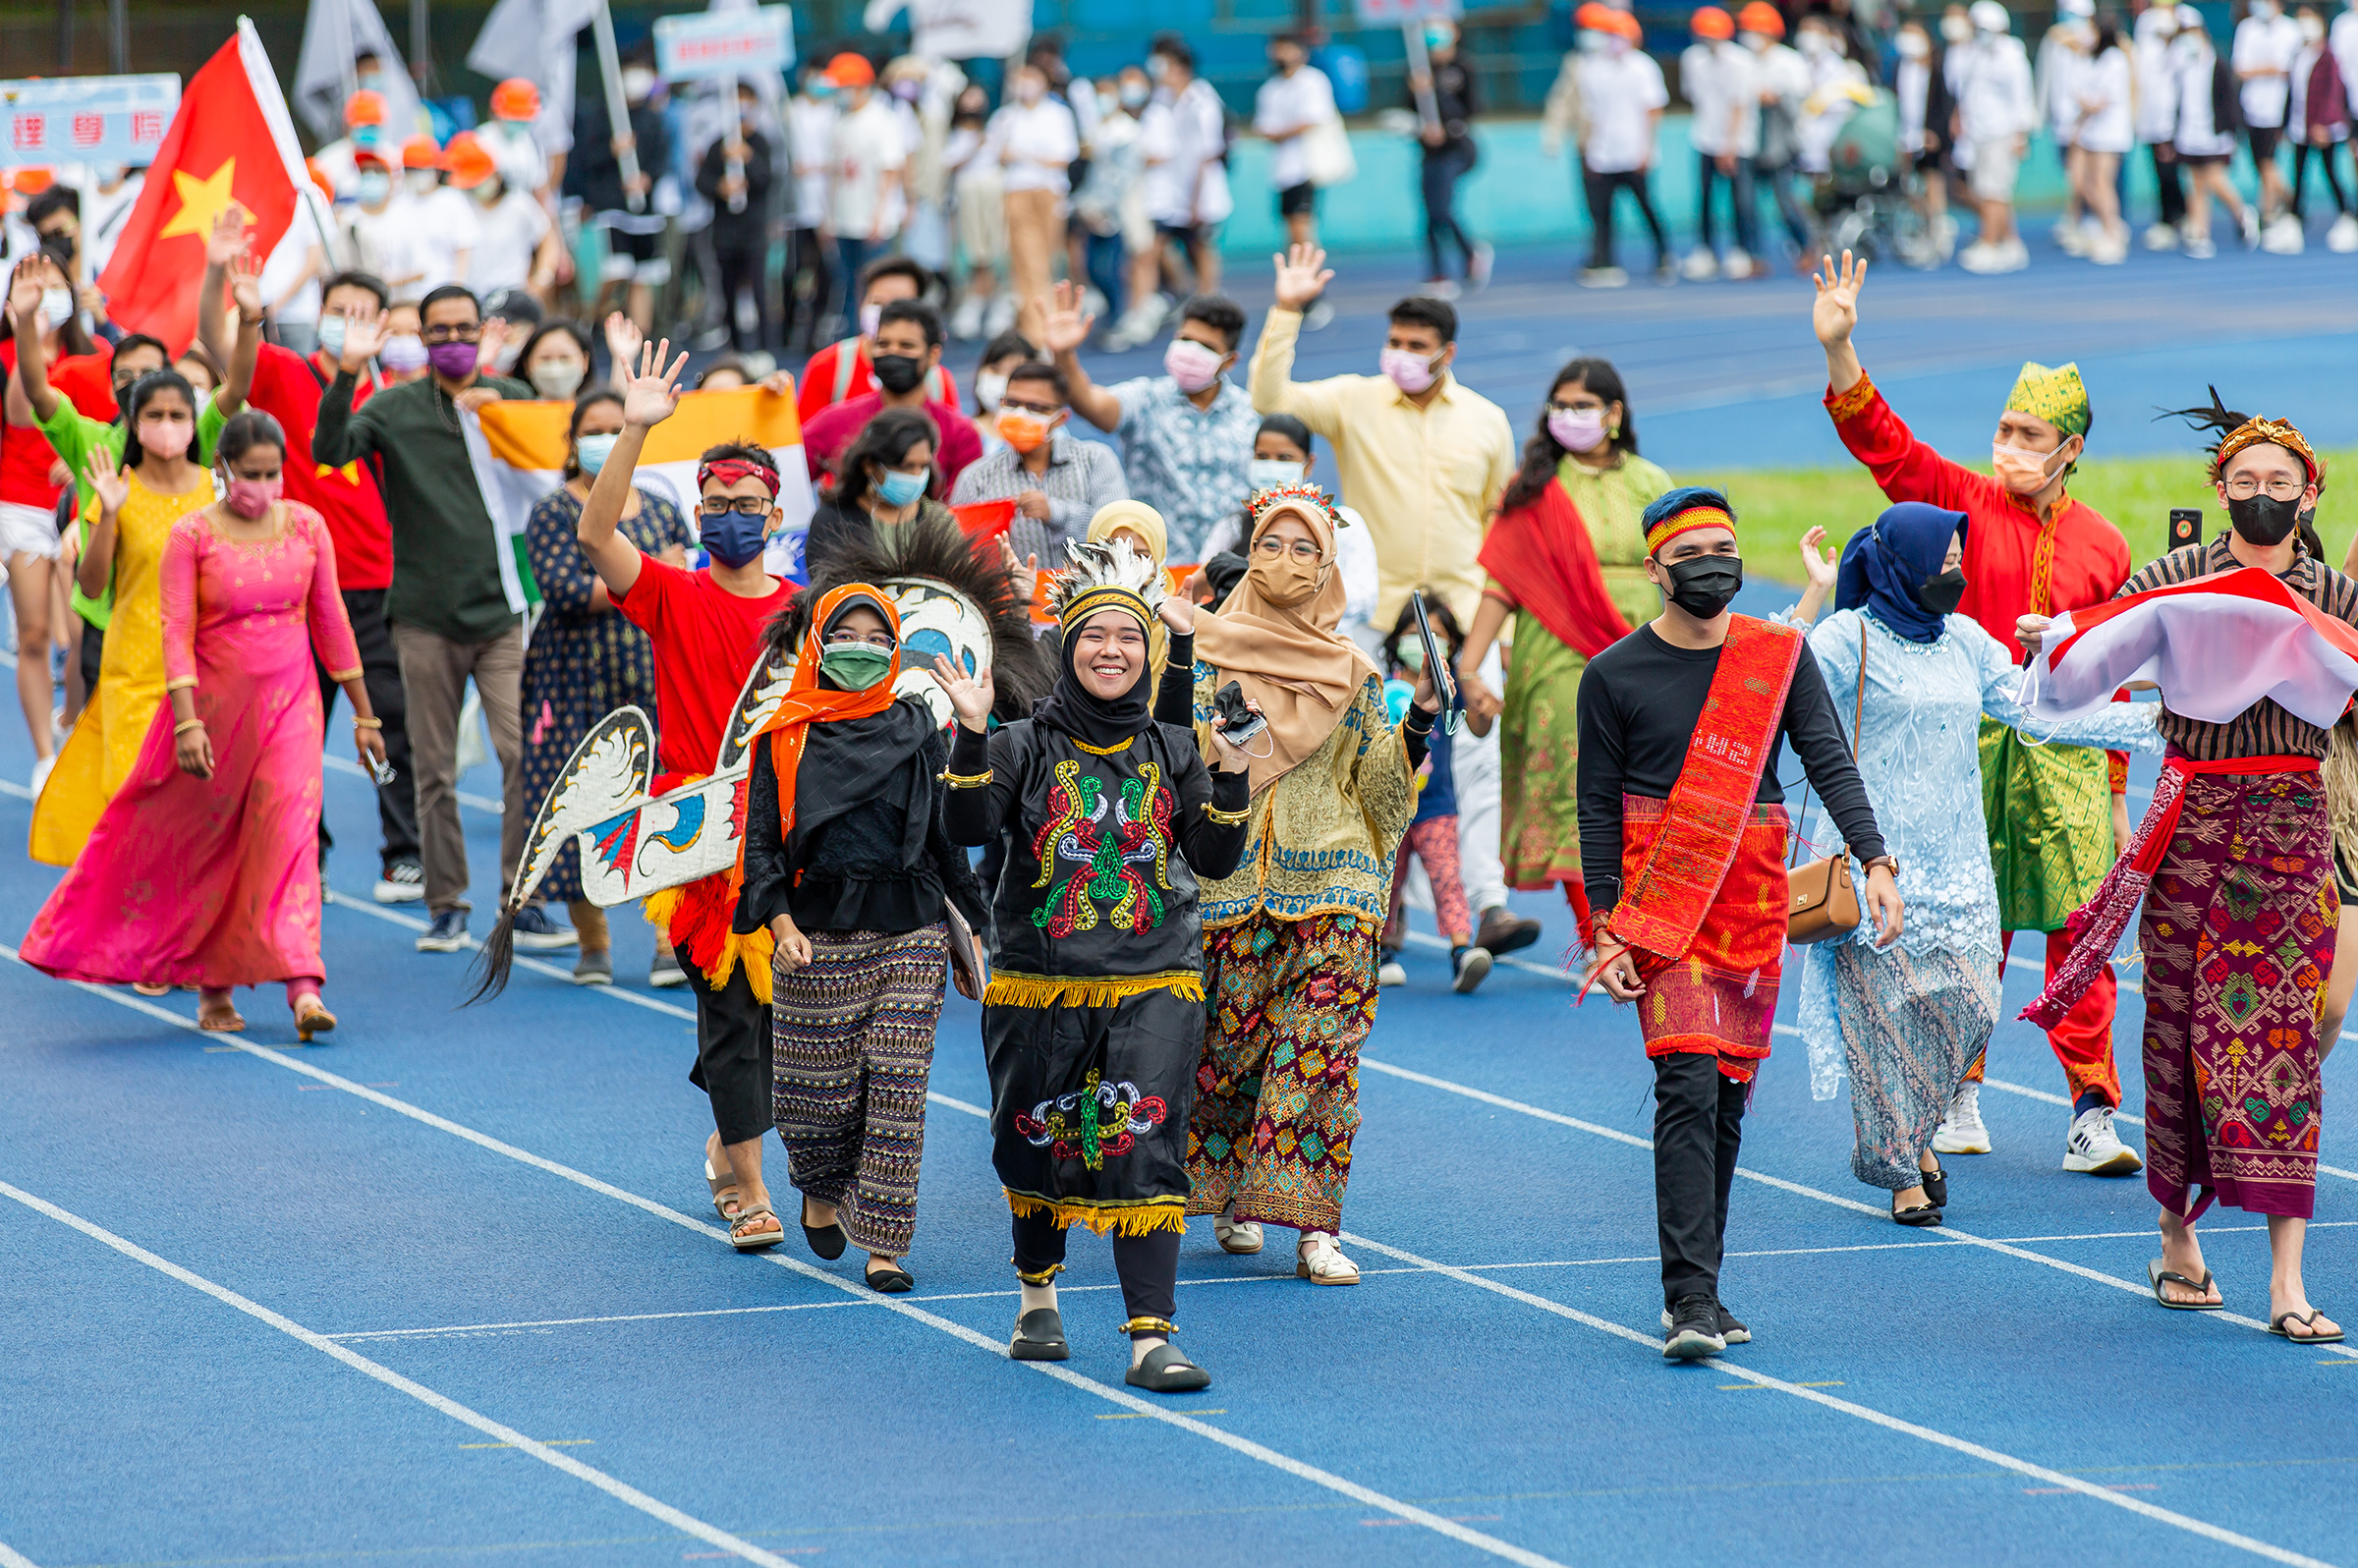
left=1982, top=722, right=2115, bottom=933
left=1619, top=797, right=1789, bottom=1083
left=1814, top=941, right=2003, bottom=1191
left=1499, top=616, right=1588, bottom=891
left=1186, top=913, right=1377, bottom=1233
left=2139, top=769, right=2332, bottom=1220
left=771, top=924, right=950, bottom=1256
left=986, top=982, right=1201, bottom=1237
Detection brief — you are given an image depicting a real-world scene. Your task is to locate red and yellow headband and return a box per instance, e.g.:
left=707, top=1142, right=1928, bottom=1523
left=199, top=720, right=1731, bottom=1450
left=2214, top=417, right=2324, bottom=490
left=699, top=454, right=782, bottom=498
left=1644, top=502, right=1735, bottom=556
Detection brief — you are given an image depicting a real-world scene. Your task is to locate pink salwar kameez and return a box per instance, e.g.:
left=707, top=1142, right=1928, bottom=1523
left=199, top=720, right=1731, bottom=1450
left=23, top=504, right=363, bottom=1010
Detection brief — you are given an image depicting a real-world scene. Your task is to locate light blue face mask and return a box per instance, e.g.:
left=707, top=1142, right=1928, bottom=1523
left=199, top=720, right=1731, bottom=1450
left=576, top=432, right=619, bottom=475
left=874, top=468, right=927, bottom=508
left=316, top=314, right=349, bottom=359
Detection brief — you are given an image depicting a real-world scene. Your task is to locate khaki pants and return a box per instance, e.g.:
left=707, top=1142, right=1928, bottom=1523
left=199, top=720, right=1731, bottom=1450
left=1003, top=187, right=1063, bottom=336
left=392, top=622, right=527, bottom=916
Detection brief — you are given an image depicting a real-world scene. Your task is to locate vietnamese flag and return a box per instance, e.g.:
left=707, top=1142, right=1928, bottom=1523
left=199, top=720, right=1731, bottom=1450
left=98, top=20, right=312, bottom=354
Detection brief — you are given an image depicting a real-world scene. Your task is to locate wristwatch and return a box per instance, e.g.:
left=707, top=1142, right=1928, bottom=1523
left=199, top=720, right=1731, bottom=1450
left=1860, top=854, right=1901, bottom=878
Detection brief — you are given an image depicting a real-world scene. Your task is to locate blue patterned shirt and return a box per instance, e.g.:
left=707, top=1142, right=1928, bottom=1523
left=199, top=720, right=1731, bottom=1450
left=1107, top=374, right=1261, bottom=563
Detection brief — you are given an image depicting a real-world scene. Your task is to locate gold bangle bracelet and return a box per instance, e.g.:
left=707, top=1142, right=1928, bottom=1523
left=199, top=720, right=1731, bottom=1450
left=352, top=715, right=384, bottom=729
left=940, top=768, right=991, bottom=789
left=174, top=718, right=206, bottom=736
left=1202, top=803, right=1250, bottom=825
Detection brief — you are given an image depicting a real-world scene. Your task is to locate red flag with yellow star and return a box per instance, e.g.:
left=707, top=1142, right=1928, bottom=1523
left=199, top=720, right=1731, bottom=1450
left=97, top=21, right=313, bottom=353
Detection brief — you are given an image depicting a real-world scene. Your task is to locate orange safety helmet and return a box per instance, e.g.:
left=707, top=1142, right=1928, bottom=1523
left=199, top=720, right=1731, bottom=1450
left=824, top=52, right=876, bottom=87
left=344, top=88, right=387, bottom=128
left=1737, top=1, right=1786, bottom=37
left=402, top=134, right=441, bottom=170
left=490, top=77, right=543, bottom=122
left=1574, top=3, right=1617, bottom=29
left=7, top=166, right=56, bottom=196
left=1606, top=9, right=1645, bottom=38
left=438, top=131, right=499, bottom=190
left=1692, top=6, right=1736, bottom=39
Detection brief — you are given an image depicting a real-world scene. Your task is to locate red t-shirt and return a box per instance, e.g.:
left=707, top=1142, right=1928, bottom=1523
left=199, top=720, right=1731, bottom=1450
left=0, top=346, right=110, bottom=510
left=245, top=344, right=395, bottom=590
left=612, top=556, right=795, bottom=778
left=800, top=391, right=982, bottom=494
left=795, top=337, right=961, bottom=423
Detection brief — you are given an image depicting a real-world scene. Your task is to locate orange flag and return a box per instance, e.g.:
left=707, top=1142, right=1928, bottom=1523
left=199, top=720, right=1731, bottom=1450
left=97, top=21, right=311, bottom=353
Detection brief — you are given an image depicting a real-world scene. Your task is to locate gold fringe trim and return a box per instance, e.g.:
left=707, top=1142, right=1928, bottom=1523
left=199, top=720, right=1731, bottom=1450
left=982, top=970, right=1204, bottom=1009
left=1004, top=1189, right=1190, bottom=1237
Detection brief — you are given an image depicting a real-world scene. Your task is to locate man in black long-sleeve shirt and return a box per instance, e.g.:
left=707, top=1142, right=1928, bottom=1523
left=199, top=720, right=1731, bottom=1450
left=1575, top=487, right=1902, bottom=1360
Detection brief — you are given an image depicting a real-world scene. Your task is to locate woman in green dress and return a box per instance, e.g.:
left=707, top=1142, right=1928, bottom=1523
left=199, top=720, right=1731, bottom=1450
left=1457, top=358, right=1671, bottom=927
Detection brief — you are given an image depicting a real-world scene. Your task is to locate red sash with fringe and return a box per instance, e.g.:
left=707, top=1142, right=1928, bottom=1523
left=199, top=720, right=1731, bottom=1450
left=1604, top=616, right=1804, bottom=964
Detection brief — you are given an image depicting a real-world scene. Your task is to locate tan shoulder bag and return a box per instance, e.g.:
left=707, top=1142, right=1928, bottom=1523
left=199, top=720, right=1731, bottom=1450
left=1787, top=638, right=1867, bottom=945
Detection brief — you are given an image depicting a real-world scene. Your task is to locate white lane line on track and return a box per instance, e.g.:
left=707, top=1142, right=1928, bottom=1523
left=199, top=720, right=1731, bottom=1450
left=0, top=1538, right=40, bottom=1567
left=1335, top=1231, right=2340, bottom=1568
left=0, top=946, right=1567, bottom=1568
left=322, top=751, right=503, bottom=813
left=1356, top=1054, right=2358, bottom=1362
left=0, top=778, right=30, bottom=801
left=0, top=1180, right=801, bottom=1568
left=1768, top=1027, right=2358, bottom=1184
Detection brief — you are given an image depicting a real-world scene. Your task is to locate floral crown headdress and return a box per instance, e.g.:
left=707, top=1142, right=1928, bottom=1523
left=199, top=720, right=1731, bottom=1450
left=1247, top=481, right=1347, bottom=532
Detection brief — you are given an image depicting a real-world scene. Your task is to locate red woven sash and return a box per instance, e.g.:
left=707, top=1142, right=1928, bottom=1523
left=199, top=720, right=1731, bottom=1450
left=1604, top=615, right=1804, bottom=964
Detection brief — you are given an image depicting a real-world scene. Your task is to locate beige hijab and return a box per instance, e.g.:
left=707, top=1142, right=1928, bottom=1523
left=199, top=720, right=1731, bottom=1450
left=1088, top=499, right=1170, bottom=677
left=1191, top=492, right=1376, bottom=796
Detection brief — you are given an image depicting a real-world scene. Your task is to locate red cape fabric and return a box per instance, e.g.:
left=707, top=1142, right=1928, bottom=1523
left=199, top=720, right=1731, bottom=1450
left=1476, top=477, right=1635, bottom=659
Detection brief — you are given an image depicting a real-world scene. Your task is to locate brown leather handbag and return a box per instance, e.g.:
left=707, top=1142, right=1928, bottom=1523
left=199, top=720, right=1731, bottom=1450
left=1787, top=639, right=1867, bottom=946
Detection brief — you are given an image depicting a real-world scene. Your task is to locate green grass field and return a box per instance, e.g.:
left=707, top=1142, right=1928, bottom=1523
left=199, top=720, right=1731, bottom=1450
left=1689, top=449, right=2358, bottom=585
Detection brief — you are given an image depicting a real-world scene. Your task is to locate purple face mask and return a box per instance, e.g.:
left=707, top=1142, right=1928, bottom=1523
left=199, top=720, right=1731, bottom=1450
left=426, top=339, right=479, bottom=379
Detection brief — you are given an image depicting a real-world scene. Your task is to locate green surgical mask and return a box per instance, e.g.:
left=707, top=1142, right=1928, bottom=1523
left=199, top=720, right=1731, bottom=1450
left=818, top=644, right=893, bottom=690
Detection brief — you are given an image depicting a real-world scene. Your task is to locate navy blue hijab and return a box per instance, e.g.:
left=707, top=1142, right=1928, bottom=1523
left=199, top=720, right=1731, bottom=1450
left=1835, top=503, right=1968, bottom=644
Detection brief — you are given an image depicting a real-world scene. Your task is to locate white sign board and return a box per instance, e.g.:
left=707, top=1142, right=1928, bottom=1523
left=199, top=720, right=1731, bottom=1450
left=653, top=6, right=795, bottom=84
left=860, top=0, right=1032, bottom=63
left=0, top=74, right=181, bottom=169
left=1350, top=0, right=1462, bottom=24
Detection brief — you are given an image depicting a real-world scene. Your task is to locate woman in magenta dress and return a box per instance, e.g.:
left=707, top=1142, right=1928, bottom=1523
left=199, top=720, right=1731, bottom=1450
left=23, top=410, right=388, bottom=1037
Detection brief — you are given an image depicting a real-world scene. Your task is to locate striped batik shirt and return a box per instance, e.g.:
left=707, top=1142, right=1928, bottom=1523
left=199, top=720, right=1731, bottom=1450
left=2116, top=537, right=2358, bottom=759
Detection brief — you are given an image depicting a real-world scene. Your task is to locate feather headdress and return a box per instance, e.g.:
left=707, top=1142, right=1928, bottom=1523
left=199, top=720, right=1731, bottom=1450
left=1049, top=535, right=1166, bottom=633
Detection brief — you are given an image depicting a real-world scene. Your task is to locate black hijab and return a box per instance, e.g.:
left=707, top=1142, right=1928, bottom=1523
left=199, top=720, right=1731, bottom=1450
left=1031, top=605, right=1154, bottom=751
left=792, top=592, right=939, bottom=863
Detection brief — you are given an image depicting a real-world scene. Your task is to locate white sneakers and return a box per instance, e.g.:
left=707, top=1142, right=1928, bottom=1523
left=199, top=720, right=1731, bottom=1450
left=1958, top=238, right=2029, bottom=274
left=948, top=293, right=987, bottom=341
left=1679, top=249, right=1721, bottom=281
left=2063, top=1104, right=2144, bottom=1175
left=1296, top=1231, right=1360, bottom=1285
left=29, top=753, right=56, bottom=800
left=2056, top=217, right=2092, bottom=256
left=1376, top=959, right=1408, bottom=986
left=2262, top=214, right=2306, bottom=255
left=1100, top=294, right=1169, bottom=353
left=2142, top=221, right=2179, bottom=252
left=2330, top=214, right=2358, bottom=253
left=1932, top=1082, right=1992, bottom=1155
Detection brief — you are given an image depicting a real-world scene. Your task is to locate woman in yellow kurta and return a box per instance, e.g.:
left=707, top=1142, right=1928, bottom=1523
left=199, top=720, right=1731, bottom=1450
left=1457, top=357, right=1672, bottom=904
left=31, top=372, right=215, bottom=866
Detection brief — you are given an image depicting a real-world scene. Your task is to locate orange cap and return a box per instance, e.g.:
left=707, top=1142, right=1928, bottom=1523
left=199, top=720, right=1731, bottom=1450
left=1607, top=9, right=1644, bottom=38
left=1737, top=1, right=1786, bottom=36
left=402, top=134, right=441, bottom=170
left=1692, top=6, right=1736, bottom=38
left=8, top=166, right=55, bottom=196
left=491, top=77, right=542, bottom=122
left=344, top=88, right=386, bottom=128
left=1574, top=3, right=1616, bottom=28
left=824, top=52, right=876, bottom=87
left=438, top=131, right=498, bottom=189
left=304, top=159, right=336, bottom=202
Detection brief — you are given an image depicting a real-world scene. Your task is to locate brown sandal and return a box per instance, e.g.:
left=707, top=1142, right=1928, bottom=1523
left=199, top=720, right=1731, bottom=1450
left=197, top=1000, right=246, bottom=1034
left=729, top=1206, right=784, bottom=1252
left=294, top=1000, right=337, bottom=1041
left=704, top=1157, right=744, bottom=1221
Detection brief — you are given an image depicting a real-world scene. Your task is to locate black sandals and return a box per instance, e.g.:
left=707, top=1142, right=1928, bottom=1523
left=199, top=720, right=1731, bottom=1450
left=2268, top=1310, right=2342, bottom=1343
left=865, top=1260, right=914, bottom=1293
left=800, top=1200, right=846, bottom=1260
left=2148, top=1259, right=2223, bottom=1310
left=1891, top=1194, right=1942, bottom=1227
left=1126, top=1343, right=1211, bottom=1392
left=1009, top=1308, right=1070, bottom=1362
left=1920, top=1158, right=1948, bottom=1209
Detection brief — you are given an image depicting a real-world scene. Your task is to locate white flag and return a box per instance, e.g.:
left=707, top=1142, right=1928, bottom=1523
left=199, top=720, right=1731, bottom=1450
left=292, top=0, right=422, bottom=143
left=861, top=0, right=1033, bottom=61
left=468, top=0, right=606, bottom=157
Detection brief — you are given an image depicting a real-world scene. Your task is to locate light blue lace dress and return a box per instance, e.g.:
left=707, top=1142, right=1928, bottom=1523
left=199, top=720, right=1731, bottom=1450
left=1783, top=608, right=2164, bottom=1190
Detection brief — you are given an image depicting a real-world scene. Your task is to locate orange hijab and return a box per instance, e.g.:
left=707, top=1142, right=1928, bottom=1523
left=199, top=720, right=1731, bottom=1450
left=761, top=582, right=905, bottom=841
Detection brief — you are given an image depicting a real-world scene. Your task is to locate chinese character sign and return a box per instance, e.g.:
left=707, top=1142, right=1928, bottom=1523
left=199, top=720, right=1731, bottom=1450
left=652, top=6, right=794, bottom=84
left=0, top=75, right=181, bottom=168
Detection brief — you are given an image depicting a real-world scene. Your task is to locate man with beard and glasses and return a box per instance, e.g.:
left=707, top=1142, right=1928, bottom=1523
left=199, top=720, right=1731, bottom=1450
left=2017, top=410, right=2347, bottom=1343
left=1811, top=249, right=2144, bottom=1178
left=799, top=299, right=981, bottom=492
left=1578, top=486, right=1901, bottom=1360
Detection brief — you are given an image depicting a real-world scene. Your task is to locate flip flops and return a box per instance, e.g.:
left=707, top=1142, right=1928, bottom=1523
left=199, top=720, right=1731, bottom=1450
left=2269, top=1309, right=2344, bottom=1344
left=2148, top=1258, right=2223, bottom=1311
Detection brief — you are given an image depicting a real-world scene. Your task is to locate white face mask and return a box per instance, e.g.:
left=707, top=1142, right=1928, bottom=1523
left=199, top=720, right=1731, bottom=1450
left=316, top=314, right=350, bottom=359
left=2301, top=16, right=2326, bottom=41
left=380, top=333, right=428, bottom=373
left=530, top=357, right=586, bottom=399
left=1941, top=14, right=1973, bottom=42
left=40, top=287, right=75, bottom=329
left=1247, top=457, right=1308, bottom=492
left=1897, top=31, right=1931, bottom=58
left=974, top=369, right=1009, bottom=412
left=406, top=169, right=439, bottom=196
left=859, top=302, right=884, bottom=340
left=2250, top=0, right=2279, bottom=18
left=623, top=67, right=656, bottom=102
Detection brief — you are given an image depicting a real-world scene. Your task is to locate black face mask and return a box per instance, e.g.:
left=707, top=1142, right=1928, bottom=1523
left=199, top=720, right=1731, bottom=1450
left=871, top=353, right=926, bottom=396
left=2227, top=492, right=2301, bottom=547
left=1916, top=566, right=1967, bottom=617
left=1662, top=553, right=1743, bottom=618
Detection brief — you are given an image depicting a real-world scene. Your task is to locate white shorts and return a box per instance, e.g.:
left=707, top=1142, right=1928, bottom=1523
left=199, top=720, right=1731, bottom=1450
left=1969, top=138, right=2021, bottom=201
left=0, top=500, right=62, bottom=561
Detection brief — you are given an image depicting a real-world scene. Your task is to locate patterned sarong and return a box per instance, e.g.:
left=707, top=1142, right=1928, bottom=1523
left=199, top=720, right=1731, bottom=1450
left=2137, top=767, right=2332, bottom=1220
left=1619, top=797, right=1790, bottom=1082
left=1980, top=721, right=2115, bottom=932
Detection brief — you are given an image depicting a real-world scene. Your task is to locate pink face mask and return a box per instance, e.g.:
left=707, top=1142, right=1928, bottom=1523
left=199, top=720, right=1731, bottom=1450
left=225, top=474, right=284, bottom=520
left=1547, top=406, right=1609, bottom=453
left=1380, top=347, right=1441, bottom=395
left=138, top=415, right=194, bottom=462
left=1163, top=338, right=1225, bottom=394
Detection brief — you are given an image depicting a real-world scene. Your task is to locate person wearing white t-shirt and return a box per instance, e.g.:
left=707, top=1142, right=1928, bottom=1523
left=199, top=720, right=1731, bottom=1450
left=2173, top=8, right=2255, bottom=258
left=408, top=154, right=480, bottom=299
left=1953, top=0, right=2036, bottom=273
left=1573, top=12, right=1671, bottom=288
left=1140, top=33, right=1231, bottom=302
left=462, top=173, right=557, bottom=301
left=784, top=69, right=841, bottom=354
left=2040, top=1, right=2096, bottom=253
left=824, top=54, right=908, bottom=338
left=989, top=64, right=1079, bottom=345
left=2236, top=0, right=2304, bottom=243
left=2072, top=21, right=2136, bottom=261
left=1681, top=7, right=1761, bottom=278
left=341, top=150, right=427, bottom=304
left=2285, top=6, right=2355, bottom=248
left=1254, top=32, right=1341, bottom=308
left=943, top=84, right=1006, bottom=341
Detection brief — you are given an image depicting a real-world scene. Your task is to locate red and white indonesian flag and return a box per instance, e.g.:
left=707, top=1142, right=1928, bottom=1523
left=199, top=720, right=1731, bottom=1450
left=464, top=385, right=816, bottom=600
left=2023, top=566, right=2358, bottom=729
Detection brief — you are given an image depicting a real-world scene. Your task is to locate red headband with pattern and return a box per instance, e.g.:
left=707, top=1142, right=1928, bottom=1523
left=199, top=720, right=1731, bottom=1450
left=700, top=455, right=781, bottom=497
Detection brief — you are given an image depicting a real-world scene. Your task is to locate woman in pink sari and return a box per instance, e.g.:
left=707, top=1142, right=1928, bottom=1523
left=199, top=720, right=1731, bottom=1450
left=23, top=410, right=388, bottom=1036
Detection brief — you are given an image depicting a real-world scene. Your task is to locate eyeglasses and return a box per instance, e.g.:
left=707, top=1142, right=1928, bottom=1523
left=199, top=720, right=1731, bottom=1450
left=421, top=324, right=481, bottom=344
left=999, top=398, right=1062, bottom=416
left=2223, top=476, right=2306, bottom=501
left=700, top=497, right=772, bottom=518
left=824, top=630, right=896, bottom=648
left=1254, top=535, right=1322, bottom=562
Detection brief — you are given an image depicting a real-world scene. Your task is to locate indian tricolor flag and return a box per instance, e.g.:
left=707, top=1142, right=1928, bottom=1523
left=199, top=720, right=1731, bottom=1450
left=2024, top=565, right=2358, bottom=728
left=464, top=386, right=817, bottom=601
